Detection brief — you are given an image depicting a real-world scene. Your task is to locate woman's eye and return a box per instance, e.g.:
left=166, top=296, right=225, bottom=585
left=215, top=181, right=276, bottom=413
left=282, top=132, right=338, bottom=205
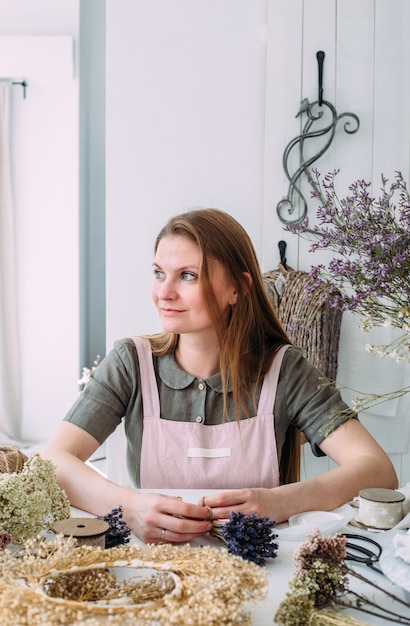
left=153, top=269, right=165, bottom=279
left=181, top=271, right=197, bottom=281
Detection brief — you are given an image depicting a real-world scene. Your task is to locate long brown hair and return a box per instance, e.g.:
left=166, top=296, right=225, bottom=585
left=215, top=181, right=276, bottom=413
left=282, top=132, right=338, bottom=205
left=147, top=208, right=300, bottom=483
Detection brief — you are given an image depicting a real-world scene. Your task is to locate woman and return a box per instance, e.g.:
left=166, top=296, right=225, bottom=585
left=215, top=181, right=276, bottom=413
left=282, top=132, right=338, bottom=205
left=43, top=209, right=398, bottom=543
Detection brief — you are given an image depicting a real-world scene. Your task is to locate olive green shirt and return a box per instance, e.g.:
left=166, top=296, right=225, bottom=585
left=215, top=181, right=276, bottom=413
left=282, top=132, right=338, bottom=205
left=64, top=338, right=355, bottom=487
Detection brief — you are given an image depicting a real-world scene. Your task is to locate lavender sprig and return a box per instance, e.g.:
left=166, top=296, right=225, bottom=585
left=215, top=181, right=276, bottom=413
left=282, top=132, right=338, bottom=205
left=97, top=506, right=131, bottom=549
left=211, top=511, right=278, bottom=566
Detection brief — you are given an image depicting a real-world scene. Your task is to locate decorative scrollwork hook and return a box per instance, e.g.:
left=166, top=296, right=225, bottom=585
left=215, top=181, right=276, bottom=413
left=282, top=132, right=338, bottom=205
left=276, top=51, right=360, bottom=226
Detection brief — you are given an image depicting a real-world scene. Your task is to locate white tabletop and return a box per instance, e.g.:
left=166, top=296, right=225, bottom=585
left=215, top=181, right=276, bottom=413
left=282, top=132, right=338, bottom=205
left=71, top=489, right=410, bottom=625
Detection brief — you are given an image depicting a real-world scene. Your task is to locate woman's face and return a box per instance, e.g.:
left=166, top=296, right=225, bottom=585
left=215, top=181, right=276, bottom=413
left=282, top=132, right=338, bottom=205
left=151, top=235, right=236, bottom=339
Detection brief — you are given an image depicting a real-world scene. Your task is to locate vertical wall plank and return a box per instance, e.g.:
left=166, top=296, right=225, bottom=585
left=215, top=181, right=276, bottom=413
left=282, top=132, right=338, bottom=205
left=262, top=0, right=303, bottom=272
left=296, top=0, right=337, bottom=263
left=302, top=0, right=337, bottom=103
left=335, top=0, right=374, bottom=186
left=373, top=0, right=410, bottom=180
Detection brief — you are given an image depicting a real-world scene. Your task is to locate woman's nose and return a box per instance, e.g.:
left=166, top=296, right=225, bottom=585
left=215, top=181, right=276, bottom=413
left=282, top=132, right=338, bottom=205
left=157, top=278, right=176, bottom=300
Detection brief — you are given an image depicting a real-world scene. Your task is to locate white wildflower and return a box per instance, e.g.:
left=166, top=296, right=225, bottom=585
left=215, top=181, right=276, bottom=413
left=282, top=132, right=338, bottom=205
left=78, top=355, right=101, bottom=387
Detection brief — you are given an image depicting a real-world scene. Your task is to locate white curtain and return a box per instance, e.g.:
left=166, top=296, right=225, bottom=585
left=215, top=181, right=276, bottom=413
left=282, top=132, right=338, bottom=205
left=0, top=80, right=22, bottom=441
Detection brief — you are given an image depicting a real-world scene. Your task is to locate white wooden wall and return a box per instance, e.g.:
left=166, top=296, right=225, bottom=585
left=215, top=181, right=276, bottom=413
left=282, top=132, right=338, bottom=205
left=106, top=0, right=410, bottom=485
left=263, top=0, right=410, bottom=485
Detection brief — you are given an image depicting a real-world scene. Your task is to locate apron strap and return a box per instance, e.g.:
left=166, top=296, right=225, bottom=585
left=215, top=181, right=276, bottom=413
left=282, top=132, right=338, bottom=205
left=132, top=336, right=160, bottom=417
left=133, top=336, right=289, bottom=419
left=257, top=344, right=290, bottom=415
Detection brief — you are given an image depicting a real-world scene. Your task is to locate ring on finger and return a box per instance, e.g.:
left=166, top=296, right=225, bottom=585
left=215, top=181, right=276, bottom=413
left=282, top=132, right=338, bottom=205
left=161, top=528, right=166, bottom=541
left=205, top=505, right=214, bottom=521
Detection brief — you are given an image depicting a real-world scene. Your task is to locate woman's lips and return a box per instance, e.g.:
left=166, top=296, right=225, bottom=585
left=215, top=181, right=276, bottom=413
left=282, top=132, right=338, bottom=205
left=160, top=307, right=184, bottom=314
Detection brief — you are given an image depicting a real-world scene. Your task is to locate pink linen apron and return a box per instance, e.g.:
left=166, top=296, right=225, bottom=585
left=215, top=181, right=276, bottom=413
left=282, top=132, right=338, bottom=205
left=134, top=336, right=288, bottom=489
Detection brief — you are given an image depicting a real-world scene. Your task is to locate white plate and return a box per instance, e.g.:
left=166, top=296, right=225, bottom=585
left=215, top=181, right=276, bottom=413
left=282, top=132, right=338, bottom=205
left=379, top=537, right=410, bottom=597
left=277, top=504, right=354, bottom=542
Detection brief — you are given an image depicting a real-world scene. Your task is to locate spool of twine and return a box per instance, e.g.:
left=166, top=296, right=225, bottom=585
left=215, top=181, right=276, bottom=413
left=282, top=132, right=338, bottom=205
left=0, top=446, right=28, bottom=474
left=358, top=488, right=405, bottom=529
left=53, top=518, right=109, bottom=548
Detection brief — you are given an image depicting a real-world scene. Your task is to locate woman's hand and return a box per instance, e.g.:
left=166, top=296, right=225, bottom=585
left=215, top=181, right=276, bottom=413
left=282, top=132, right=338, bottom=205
left=200, top=420, right=399, bottom=525
left=199, top=489, right=278, bottom=522
left=124, top=492, right=213, bottom=544
left=43, top=422, right=213, bottom=544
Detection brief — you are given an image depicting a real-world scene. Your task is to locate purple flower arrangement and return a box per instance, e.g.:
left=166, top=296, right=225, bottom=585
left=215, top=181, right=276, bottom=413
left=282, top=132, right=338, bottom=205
left=286, top=169, right=410, bottom=412
left=297, top=170, right=410, bottom=327
left=211, top=511, right=278, bottom=566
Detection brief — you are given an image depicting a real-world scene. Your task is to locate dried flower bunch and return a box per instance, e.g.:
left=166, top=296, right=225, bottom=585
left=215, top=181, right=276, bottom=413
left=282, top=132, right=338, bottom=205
left=0, top=532, right=11, bottom=551
left=211, top=511, right=279, bottom=565
left=97, top=506, right=131, bottom=548
left=288, top=169, right=410, bottom=412
left=275, top=529, right=410, bottom=625
left=0, top=453, right=71, bottom=545
left=0, top=534, right=268, bottom=625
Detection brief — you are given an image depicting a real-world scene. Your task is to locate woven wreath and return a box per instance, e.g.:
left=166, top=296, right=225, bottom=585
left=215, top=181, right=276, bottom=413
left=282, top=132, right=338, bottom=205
left=0, top=535, right=268, bottom=625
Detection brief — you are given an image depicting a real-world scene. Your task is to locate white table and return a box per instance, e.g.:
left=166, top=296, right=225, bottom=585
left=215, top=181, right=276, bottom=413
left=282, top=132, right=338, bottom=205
left=71, top=489, right=410, bottom=625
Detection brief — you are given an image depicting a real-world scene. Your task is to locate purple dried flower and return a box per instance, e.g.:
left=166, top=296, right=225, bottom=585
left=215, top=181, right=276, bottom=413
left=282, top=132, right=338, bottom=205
left=289, top=170, right=410, bottom=369
left=0, top=531, right=12, bottom=550
left=211, top=511, right=278, bottom=566
left=97, top=505, right=131, bottom=549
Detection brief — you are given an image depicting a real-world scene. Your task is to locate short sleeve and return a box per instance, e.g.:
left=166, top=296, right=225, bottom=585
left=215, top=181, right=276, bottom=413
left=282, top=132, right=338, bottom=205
left=64, top=338, right=142, bottom=445
left=274, top=346, right=357, bottom=457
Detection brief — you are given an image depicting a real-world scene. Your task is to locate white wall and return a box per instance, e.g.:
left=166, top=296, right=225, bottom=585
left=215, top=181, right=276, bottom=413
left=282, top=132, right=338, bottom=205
left=0, top=0, right=80, bottom=442
left=106, top=0, right=268, bottom=341
left=106, top=0, right=410, bottom=485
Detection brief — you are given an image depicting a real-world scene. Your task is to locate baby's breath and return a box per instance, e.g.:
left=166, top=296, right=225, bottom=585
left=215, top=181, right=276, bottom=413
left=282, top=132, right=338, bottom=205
left=0, top=453, right=71, bottom=545
left=78, top=355, right=101, bottom=387
left=0, top=538, right=268, bottom=625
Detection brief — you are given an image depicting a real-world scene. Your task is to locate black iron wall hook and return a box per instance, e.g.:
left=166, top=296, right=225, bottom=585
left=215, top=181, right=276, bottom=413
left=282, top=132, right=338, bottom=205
left=317, top=50, right=324, bottom=106
left=276, top=51, right=360, bottom=226
left=12, top=80, right=28, bottom=98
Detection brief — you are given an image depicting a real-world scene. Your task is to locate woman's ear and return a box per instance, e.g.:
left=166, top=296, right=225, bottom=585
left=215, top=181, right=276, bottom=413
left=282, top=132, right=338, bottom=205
left=242, top=272, right=252, bottom=290
left=230, top=272, right=252, bottom=305
left=229, top=289, right=238, bottom=305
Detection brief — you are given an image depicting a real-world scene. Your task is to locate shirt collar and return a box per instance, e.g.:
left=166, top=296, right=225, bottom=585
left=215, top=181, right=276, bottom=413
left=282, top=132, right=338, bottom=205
left=156, top=351, right=229, bottom=392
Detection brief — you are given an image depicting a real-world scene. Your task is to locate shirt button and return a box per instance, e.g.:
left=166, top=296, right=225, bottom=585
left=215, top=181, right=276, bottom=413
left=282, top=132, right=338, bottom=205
left=195, top=415, right=203, bottom=423
left=198, top=382, right=205, bottom=391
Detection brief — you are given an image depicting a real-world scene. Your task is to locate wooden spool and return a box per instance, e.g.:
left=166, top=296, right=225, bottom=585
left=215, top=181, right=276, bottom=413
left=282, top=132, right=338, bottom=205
left=53, top=518, right=109, bottom=548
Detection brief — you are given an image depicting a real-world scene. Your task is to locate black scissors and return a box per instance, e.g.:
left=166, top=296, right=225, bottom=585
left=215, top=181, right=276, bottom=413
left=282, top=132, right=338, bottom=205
left=343, top=533, right=384, bottom=575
